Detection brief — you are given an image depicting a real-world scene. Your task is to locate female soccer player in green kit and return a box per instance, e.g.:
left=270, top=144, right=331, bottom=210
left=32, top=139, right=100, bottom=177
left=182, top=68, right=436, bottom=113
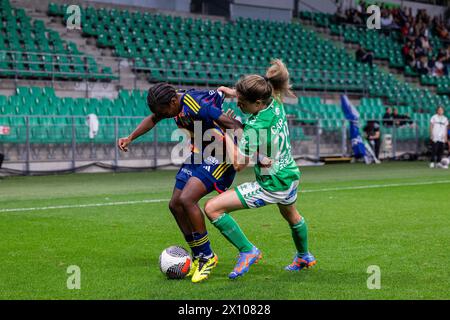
left=204, top=59, right=316, bottom=279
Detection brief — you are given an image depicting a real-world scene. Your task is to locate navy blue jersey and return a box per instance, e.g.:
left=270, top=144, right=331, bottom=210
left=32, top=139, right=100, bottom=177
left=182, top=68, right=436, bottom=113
left=174, top=89, right=226, bottom=155
left=172, top=89, right=236, bottom=190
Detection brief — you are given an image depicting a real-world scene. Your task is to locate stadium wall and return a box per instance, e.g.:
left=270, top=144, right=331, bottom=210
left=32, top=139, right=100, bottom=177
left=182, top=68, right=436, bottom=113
left=298, top=0, right=339, bottom=14
left=298, top=0, right=447, bottom=17
left=229, top=0, right=293, bottom=22
left=85, top=0, right=190, bottom=12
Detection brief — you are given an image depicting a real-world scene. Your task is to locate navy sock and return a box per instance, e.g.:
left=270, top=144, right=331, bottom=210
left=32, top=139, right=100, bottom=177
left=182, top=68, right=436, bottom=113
left=192, top=231, right=213, bottom=259
left=184, top=234, right=200, bottom=258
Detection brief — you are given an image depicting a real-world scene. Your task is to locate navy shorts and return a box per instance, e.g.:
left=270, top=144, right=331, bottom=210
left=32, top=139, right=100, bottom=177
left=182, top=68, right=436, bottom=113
left=175, top=158, right=236, bottom=194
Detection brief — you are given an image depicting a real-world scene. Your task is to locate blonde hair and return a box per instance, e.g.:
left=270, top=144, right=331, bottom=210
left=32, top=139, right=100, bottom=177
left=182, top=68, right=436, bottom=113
left=235, top=59, right=295, bottom=104
left=265, top=59, right=295, bottom=100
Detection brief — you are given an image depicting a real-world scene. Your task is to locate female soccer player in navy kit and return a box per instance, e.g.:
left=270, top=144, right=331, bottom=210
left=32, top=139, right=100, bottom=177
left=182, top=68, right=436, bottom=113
left=118, top=83, right=242, bottom=283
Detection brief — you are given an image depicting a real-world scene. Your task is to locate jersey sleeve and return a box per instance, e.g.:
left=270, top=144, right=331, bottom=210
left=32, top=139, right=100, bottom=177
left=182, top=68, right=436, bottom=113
left=238, top=124, right=259, bottom=157
left=198, top=90, right=224, bottom=120
left=198, top=103, right=223, bottom=121
left=184, top=91, right=223, bottom=121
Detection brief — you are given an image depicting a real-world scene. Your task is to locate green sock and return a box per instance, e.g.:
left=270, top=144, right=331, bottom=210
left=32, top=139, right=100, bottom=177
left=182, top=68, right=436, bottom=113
left=291, top=218, right=308, bottom=257
left=212, top=213, right=254, bottom=252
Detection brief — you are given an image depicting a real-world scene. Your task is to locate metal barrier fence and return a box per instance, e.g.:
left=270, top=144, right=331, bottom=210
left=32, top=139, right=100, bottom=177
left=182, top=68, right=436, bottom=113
left=0, top=115, right=424, bottom=174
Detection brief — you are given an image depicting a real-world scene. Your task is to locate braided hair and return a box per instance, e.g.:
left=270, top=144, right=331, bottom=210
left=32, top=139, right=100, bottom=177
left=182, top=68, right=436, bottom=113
left=146, top=83, right=177, bottom=114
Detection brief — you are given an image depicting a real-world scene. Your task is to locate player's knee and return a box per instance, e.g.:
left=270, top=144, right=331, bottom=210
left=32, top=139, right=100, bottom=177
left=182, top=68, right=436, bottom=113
left=204, top=199, right=219, bottom=221
left=168, top=198, right=182, bottom=216
left=178, top=193, right=196, bottom=211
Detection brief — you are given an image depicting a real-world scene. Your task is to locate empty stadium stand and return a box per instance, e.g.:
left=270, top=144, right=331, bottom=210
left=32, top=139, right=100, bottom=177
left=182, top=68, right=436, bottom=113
left=0, top=0, right=116, bottom=81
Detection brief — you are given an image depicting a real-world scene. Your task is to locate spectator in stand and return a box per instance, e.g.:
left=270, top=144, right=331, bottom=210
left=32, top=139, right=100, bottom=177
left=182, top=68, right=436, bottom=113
left=402, top=40, right=416, bottom=67
left=429, top=106, right=449, bottom=168
left=380, top=9, right=391, bottom=26
left=399, top=113, right=413, bottom=127
left=420, top=36, right=432, bottom=53
left=382, top=107, right=394, bottom=127
left=432, top=55, right=447, bottom=77
left=392, top=108, right=404, bottom=127
left=380, top=9, right=397, bottom=30
left=414, top=36, right=432, bottom=57
left=433, top=16, right=449, bottom=40
left=355, top=45, right=374, bottom=67
left=415, top=54, right=431, bottom=75
left=342, top=2, right=450, bottom=82
left=401, top=22, right=411, bottom=38
left=346, top=7, right=363, bottom=25
left=444, top=45, right=450, bottom=75
left=334, top=3, right=347, bottom=24
left=363, top=120, right=381, bottom=160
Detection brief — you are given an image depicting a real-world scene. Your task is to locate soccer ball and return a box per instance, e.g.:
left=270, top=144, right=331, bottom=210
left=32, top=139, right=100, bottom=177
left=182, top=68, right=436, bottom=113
left=159, top=245, right=192, bottom=279
left=440, top=158, right=449, bottom=167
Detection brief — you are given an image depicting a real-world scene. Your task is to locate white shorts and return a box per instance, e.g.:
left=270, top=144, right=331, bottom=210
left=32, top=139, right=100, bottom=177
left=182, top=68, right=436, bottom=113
left=235, top=180, right=299, bottom=209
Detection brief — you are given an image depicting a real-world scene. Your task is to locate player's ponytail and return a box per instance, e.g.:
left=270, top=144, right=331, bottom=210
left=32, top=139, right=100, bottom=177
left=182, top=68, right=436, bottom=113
left=235, top=59, right=295, bottom=105
left=265, top=59, right=296, bottom=100
left=147, top=83, right=177, bottom=113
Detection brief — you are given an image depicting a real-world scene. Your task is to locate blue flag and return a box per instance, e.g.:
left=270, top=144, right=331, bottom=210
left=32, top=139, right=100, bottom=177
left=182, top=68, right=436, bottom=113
left=340, top=95, right=366, bottom=159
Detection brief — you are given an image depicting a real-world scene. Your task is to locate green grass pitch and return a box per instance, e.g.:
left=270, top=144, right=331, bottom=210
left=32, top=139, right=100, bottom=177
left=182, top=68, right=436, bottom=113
left=0, top=162, right=449, bottom=299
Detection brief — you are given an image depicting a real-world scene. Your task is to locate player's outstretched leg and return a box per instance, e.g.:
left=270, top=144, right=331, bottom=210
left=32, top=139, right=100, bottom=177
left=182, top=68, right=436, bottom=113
left=228, top=246, right=262, bottom=279
left=205, top=189, right=262, bottom=280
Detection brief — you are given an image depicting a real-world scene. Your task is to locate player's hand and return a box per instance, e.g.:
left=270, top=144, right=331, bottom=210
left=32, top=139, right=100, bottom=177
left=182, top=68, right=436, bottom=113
left=225, top=109, right=236, bottom=119
left=258, top=156, right=273, bottom=168
left=118, top=136, right=131, bottom=152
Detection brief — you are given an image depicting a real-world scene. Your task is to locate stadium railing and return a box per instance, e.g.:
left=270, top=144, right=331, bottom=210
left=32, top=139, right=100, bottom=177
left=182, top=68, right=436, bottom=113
left=0, top=115, right=423, bottom=174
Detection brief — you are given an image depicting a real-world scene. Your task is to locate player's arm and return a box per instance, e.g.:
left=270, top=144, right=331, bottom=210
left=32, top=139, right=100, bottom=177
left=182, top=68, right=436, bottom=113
left=217, top=86, right=237, bottom=98
left=223, top=127, right=272, bottom=172
left=224, top=128, right=249, bottom=172
left=215, top=112, right=244, bottom=132
left=118, top=114, right=161, bottom=152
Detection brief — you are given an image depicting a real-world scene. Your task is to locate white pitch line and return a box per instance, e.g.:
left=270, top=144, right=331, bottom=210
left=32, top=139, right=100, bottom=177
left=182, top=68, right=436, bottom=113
left=301, top=179, right=450, bottom=193
left=1, top=180, right=449, bottom=213
left=0, top=199, right=171, bottom=213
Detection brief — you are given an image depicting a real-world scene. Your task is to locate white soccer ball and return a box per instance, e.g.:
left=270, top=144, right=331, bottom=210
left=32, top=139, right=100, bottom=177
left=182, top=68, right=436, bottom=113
left=159, top=245, right=192, bottom=279
left=441, top=158, right=450, bottom=167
